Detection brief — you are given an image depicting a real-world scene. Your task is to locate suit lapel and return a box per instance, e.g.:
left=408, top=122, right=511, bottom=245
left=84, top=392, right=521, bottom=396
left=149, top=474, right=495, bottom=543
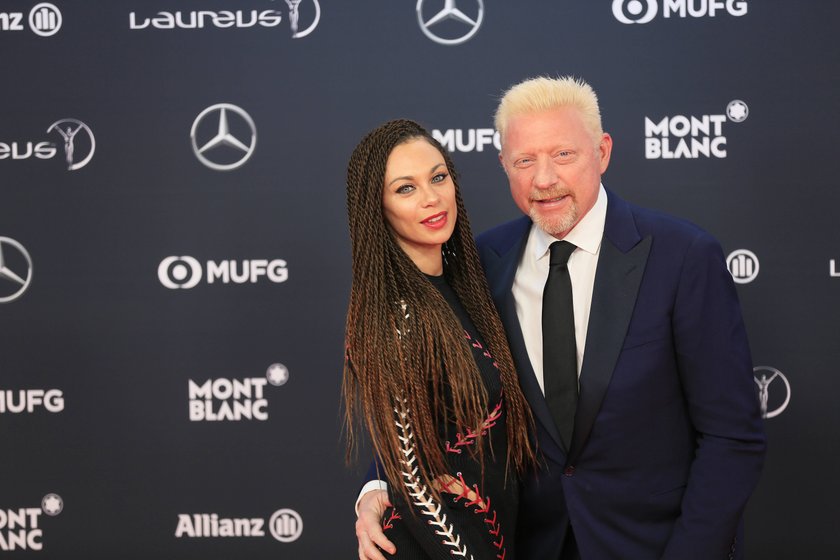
left=484, top=218, right=566, bottom=453
left=568, top=192, right=651, bottom=463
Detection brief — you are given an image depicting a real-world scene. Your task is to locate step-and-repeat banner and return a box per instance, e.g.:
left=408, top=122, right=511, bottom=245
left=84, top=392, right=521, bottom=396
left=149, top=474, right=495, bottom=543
left=2, top=1, right=838, bottom=557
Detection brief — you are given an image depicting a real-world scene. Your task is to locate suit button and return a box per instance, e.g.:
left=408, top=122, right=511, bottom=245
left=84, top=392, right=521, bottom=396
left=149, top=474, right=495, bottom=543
left=564, top=466, right=575, bottom=476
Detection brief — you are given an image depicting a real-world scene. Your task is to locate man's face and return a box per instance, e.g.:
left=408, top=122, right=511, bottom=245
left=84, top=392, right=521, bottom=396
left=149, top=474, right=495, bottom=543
left=499, top=107, right=612, bottom=239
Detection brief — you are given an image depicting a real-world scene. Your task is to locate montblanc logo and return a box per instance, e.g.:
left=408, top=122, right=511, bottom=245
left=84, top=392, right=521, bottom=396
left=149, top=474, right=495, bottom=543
left=0, top=389, right=64, bottom=414
left=416, top=0, right=484, bottom=45
left=645, top=100, right=748, bottom=159
left=158, top=256, right=288, bottom=289
left=433, top=127, right=499, bottom=153
left=726, top=249, right=759, bottom=284
left=0, top=3, right=62, bottom=36
left=753, top=366, right=790, bottom=419
left=0, top=494, right=63, bottom=552
left=188, top=364, right=289, bottom=422
left=175, top=508, right=302, bottom=542
left=0, top=237, right=33, bottom=303
left=129, top=2, right=320, bottom=38
left=0, top=118, right=95, bottom=170
left=612, top=0, right=747, bottom=23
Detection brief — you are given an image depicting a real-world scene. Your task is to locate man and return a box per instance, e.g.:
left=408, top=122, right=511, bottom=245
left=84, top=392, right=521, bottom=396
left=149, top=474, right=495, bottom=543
left=356, top=76, right=766, bottom=559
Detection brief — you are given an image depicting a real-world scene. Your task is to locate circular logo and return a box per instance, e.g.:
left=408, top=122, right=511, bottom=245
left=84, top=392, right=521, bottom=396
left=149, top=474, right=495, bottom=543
left=416, top=0, right=484, bottom=46
left=46, top=119, right=96, bottom=171
left=612, top=0, right=658, bottom=24
left=190, top=104, right=257, bottom=171
left=753, top=366, right=790, bottom=419
left=42, top=493, right=63, bottom=516
left=726, top=99, right=749, bottom=122
left=726, top=249, right=759, bottom=284
left=289, top=0, right=321, bottom=38
left=266, top=363, right=290, bottom=386
left=29, top=3, right=62, bottom=36
left=269, top=508, right=303, bottom=542
left=158, top=256, right=203, bottom=289
left=0, top=237, right=33, bottom=304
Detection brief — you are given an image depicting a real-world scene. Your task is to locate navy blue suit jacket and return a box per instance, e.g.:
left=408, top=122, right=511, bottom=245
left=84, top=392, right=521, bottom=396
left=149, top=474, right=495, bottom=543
left=475, top=190, right=766, bottom=559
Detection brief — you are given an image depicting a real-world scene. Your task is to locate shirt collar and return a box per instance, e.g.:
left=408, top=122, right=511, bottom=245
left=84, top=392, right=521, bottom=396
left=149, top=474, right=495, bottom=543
left=532, top=183, right=607, bottom=260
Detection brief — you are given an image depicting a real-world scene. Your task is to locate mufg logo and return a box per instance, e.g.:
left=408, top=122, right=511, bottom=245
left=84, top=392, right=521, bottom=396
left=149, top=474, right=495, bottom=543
left=158, top=256, right=288, bottom=289
left=727, top=249, right=759, bottom=284
left=612, top=0, right=747, bottom=23
left=432, top=128, right=499, bottom=153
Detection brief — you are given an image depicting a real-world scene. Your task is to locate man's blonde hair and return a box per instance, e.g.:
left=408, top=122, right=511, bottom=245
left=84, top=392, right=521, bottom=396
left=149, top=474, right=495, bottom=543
left=494, top=76, right=603, bottom=145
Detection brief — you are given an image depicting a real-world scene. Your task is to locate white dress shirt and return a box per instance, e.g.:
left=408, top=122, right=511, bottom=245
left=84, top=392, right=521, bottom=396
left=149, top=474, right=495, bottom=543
left=511, top=184, right=608, bottom=393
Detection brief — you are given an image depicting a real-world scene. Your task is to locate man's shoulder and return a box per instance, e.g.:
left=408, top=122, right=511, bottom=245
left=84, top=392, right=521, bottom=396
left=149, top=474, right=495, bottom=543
left=616, top=195, right=709, bottom=240
left=614, top=195, right=722, bottom=256
left=475, top=215, right=531, bottom=254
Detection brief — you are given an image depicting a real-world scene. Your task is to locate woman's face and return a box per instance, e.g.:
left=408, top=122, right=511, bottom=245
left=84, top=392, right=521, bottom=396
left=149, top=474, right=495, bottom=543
left=382, top=138, right=457, bottom=274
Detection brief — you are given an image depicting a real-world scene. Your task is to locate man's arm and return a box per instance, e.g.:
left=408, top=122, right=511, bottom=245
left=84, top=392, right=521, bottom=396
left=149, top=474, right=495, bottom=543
left=355, top=460, right=395, bottom=560
left=663, top=231, right=767, bottom=559
left=356, top=487, right=394, bottom=560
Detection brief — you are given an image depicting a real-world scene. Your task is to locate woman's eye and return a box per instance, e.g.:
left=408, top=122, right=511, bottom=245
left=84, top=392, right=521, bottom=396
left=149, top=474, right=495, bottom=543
left=431, top=172, right=448, bottom=184
left=396, top=184, right=414, bottom=194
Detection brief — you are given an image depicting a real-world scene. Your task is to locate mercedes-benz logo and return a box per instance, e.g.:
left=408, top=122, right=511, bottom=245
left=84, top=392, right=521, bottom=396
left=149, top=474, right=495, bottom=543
left=753, top=366, right=791, bottom=419
left=47, top=118, right=96, bottom=171
left=190, top=103, right=257, bottom=171
left=0, top=237, right=33, bottom=303
left=416, top=0, right=484, bottom=46
left=612, top=0, right=658, bottom=24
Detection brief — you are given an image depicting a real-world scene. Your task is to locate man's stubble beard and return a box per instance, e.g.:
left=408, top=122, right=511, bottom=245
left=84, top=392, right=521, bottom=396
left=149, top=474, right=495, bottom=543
left=530, top=199, right=579, bottom=239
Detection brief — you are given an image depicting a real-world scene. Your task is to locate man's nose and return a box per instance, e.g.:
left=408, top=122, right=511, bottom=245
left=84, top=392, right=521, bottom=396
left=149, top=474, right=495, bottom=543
left=533, top=156, right=557, bottom=189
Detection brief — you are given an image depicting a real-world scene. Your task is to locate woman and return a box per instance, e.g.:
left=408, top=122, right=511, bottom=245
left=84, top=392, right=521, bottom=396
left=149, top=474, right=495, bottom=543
left=343, top=119, right=535, bottom=559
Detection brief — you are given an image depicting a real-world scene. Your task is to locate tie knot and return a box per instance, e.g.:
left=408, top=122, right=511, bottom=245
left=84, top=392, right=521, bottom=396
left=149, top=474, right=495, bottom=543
left=549, top=240, right=576, bottom=266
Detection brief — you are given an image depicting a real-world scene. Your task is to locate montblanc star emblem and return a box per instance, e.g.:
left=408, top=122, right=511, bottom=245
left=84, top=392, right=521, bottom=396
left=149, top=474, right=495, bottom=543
left=190, top=103, right=257, bottom=171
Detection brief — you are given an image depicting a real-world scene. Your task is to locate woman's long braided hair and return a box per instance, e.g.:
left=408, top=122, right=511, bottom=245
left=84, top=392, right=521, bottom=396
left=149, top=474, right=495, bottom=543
left=343, top=119, right=535, bottom=508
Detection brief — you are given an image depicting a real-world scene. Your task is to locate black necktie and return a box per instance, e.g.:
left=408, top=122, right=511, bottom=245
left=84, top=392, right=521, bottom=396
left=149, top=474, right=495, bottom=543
left=542, top=240, right=578, bottom=450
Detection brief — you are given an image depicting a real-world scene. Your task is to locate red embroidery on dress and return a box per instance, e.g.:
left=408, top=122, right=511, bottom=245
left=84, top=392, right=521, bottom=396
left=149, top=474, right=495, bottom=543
left=444, top=472, right=508, bottom=560
left=440, top=330, right=508, bottom=559
left=446, top=400, right=503, bottom=455
left=382, top=508, right=401, bottom=531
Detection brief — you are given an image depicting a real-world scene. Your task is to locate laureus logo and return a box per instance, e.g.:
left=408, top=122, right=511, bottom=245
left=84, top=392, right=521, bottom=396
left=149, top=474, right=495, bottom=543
left=753, top=366, right=790, bottom=419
